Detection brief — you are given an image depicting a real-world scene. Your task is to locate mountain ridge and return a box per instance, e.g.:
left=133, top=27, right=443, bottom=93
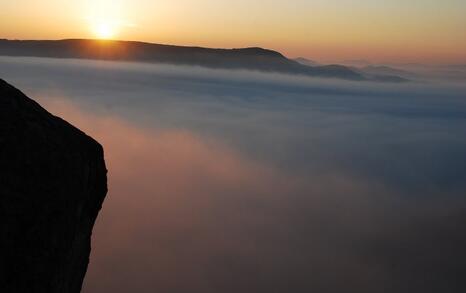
left=0, top=39, right=406, bottom=81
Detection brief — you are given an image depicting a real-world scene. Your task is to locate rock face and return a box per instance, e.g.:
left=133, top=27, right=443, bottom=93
left=0, top=79, right=107, bottom=292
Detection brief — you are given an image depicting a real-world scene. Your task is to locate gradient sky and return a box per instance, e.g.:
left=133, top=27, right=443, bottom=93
left=1, top=0, right=465, bottom=63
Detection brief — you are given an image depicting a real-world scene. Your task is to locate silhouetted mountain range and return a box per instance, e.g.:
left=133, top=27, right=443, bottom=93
left=0, top=39, right=406, bottom=81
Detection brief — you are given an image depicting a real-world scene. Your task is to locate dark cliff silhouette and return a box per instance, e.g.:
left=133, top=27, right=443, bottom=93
left=0, top=79, right=107, bottom=292
left=0, top=39, right=393, bottom=81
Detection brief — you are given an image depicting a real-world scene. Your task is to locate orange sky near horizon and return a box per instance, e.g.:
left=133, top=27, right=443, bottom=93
left=1, top=0, right=465, bottom=64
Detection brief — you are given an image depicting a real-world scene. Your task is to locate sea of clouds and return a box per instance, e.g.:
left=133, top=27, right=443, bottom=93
left=1, top=56, right=466, bottom=293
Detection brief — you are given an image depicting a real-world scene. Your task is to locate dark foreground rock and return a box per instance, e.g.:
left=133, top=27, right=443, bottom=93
left=0, top=79, right=107, bottom=292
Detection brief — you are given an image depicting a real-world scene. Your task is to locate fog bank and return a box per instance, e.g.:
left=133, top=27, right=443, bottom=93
left=1, top=57, right=466, bottom=292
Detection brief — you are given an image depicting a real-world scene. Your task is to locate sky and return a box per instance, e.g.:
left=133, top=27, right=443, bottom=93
left=1, top=0, right=465, bottom=64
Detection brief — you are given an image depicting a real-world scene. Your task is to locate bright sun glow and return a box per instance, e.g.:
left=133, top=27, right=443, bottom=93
left=88, top=0, right=124, bottom=40
left=93, top=22, right=117, bottom=39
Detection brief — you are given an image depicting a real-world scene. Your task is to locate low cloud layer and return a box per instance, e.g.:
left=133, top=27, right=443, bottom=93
left=1, top=57, right=466, bottom=292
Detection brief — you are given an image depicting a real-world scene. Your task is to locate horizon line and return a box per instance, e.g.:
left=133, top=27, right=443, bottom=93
left=1, top=37, right=465, bottom=67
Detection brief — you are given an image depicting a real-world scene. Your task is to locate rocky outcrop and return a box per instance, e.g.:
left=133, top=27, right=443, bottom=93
left=0, top=79, right=107, bottom=292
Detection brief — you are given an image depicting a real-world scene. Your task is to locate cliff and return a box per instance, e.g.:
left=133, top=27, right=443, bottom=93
left=0, top=79, right=107, bottom=292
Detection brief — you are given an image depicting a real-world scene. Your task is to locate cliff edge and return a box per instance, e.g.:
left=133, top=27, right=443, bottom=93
left=0, top=79, right=107, bottom=292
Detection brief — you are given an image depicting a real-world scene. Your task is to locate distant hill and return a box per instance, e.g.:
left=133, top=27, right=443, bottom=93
left=359, top=65, right=414, bottom=79
left=293, top=57, right=320, bottom=66
left=0, top=39, right=405, bottom=81
left=0, top=39, right=362, bottom=80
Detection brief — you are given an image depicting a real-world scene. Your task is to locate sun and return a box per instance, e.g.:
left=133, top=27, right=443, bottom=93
left=93, top=21, right=117, bottom=39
